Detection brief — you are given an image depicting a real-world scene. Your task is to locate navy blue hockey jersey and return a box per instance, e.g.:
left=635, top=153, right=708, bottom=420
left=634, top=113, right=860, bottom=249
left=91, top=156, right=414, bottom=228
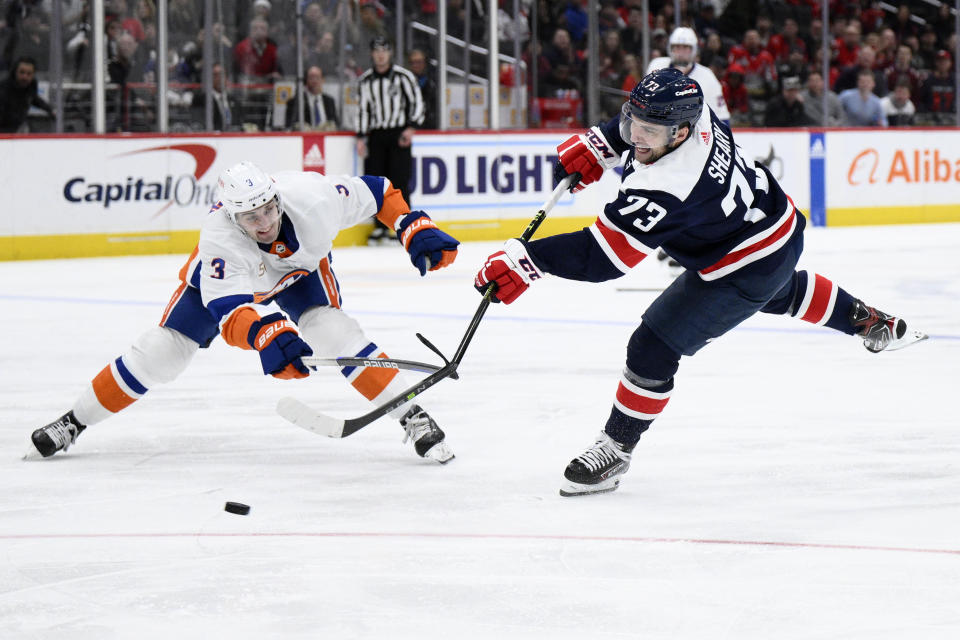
left=529, top=107, right=805, bottom=282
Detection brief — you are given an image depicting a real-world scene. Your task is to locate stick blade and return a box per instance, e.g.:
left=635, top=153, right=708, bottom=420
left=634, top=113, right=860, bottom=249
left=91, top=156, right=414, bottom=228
left=276, top=397, right=346, bottom=438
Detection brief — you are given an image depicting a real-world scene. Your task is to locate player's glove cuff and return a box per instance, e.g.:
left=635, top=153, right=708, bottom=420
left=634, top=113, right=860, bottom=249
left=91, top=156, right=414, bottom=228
left=473, top=238, right=544, bottom=304
left=554, top=126, right=620, bottom=193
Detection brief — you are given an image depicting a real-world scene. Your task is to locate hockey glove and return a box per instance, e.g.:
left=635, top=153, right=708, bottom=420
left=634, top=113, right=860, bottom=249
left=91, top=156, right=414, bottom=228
left=553, top=126, right=620, bottom=193
left=248, top=312, right=313, bottom=379
left=397, top=211, right=460, bottom=276
left=474, top=238, right=544, bottom=304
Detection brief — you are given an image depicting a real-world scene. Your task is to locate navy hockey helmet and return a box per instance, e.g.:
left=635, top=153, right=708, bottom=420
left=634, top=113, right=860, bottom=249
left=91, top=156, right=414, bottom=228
left=620, top=68, right=704, bottom=145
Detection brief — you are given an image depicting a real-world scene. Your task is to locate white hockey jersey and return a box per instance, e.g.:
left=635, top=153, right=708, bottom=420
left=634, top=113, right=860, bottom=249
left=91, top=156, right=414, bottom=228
left=184, top=171, right=386, bottom=323
left=645, top=58, right=730, bottom=122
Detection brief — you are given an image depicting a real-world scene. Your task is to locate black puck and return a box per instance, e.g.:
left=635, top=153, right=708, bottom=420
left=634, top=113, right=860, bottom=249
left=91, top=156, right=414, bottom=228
left=224, top=501, right=251, bottom=515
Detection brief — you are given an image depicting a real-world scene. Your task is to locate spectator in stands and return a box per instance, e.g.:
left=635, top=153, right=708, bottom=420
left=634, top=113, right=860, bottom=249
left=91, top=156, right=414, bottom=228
left=754, top=14, right=773, bottom=48
left=802, top=70, right=844, bottom=126
left=407, top=48, right=437, bottom=129
left=833, top=21, right=861, bottom=69
left=191, top=62, right=238, bottom=132
left=916, top=26, right=939, bottom=71
left=767, top=18, right=807, bottom=69
left=232, top=16, right=280, bottom=80
left=886, top=4, right=918, bottom=44
left=881, top=78, right=916, bottom=127
left=875, top=27, right=897, bottom=70
left=764, top=76, right=809, bottom=127
left=620, top=53, right=643, bottom=93
left=306, top=30, right=338, bottom=78
left=699, top=32, right=726, bottom=70
left=727, top=29, right=777, bottom=124
left=885, top=45, right=921, bottom=97
left=722, top=63, right=750, bottom=127
left=694, top=2, right=719, bottom=37
left=286, top=64, right=338, bottom=131
left=834, top=45, right=886, bottom=96
left=620, top=6, right=644, bottom=54
left=542, top=28, right=581, bottom=96
left=563, top=0, right=588, bottom=46
left=918, top=49, right=956, bottom=125
left=356, top=0, right=387, bottom=71
left=839, top=68, right=887, bottom=126
left=107, top=32, right=147, bottom=131
left=932, top=2, right=954, bottom=47
left=0, top=55, right=53, bottom=132
left=168, top=0, right=197, bottom=48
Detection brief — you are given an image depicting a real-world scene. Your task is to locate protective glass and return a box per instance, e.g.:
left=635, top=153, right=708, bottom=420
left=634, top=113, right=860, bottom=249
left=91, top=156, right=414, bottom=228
left=235, top=199, right=280, bottom=231
left=619, top=103, right=675, bottom=148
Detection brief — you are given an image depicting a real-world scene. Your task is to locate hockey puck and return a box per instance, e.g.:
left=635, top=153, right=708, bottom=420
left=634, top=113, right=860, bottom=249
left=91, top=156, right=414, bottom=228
left=224, top=501, right=251, bottom=516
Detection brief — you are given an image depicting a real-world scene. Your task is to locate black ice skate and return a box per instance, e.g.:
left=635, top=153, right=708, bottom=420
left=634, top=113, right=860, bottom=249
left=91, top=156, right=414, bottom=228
left=849, top=299, right=928, bottom=353
left=30, top=411, right=86, bottom=458
left=560, top=431, right=635, bottom=497
left=400, top=405, right=454, bottom=464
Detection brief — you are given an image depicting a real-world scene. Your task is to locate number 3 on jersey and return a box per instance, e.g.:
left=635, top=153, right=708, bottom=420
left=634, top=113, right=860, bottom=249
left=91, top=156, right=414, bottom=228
left=210, top=257, right=225, bottom=279
left=620, top=194, right=668, bottom=232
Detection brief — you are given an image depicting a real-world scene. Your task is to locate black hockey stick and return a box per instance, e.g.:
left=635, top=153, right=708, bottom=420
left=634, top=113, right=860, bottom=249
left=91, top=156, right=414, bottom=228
left=276, top=175, right=574, bottom=438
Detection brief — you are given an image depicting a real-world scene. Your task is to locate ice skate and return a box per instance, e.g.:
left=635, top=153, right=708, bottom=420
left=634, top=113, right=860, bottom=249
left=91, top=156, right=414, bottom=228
left=400, top=405, right=454, bottom=463
left=29, top=411, right=86, bottom=458
left=850, top=300, right=928, bottom=353
left=560, top=431, right=635, bottom=497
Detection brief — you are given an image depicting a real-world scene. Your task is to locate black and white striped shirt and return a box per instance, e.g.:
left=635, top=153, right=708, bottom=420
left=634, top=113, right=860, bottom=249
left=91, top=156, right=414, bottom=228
left=357, top=65, right=425, bottom=135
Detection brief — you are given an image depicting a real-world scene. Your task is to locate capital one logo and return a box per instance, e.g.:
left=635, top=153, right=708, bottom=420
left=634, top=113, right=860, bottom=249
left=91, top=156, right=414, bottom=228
left=63, top=143, right=219, bottom=217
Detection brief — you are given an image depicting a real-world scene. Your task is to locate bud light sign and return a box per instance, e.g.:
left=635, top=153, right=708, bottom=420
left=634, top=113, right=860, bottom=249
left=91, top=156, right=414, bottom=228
left=409, top=134, right=569, bottom=219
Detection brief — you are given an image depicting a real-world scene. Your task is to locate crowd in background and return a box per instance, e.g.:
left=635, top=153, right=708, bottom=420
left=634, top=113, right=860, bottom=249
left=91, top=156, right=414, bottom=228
left=0, top=0, right=956, bottom=133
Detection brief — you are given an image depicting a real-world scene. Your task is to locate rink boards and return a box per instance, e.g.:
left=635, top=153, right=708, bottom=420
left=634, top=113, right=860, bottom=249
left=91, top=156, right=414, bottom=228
left=1, top=128, right=959, bottom=260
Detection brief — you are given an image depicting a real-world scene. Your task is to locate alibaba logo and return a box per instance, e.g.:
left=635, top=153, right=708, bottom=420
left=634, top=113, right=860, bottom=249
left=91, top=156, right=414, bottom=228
left=847, top=148, right=879, bottom=185
left=113, top=143, right=218, bottom=216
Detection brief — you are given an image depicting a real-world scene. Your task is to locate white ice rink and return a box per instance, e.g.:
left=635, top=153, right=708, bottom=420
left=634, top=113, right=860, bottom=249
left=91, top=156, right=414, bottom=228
left=1, top=223, right=959, bottom=639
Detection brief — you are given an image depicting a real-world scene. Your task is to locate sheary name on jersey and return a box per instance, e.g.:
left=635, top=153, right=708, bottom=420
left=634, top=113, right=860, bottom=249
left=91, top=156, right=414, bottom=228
left=529, top=106, right=803, bottom=284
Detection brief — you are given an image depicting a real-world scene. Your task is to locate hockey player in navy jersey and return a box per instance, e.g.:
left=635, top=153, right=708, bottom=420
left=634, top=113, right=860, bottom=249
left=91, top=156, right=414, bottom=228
left=30, top=161, right=459, bottom=463
left=474, top=68, right=927, bottom=497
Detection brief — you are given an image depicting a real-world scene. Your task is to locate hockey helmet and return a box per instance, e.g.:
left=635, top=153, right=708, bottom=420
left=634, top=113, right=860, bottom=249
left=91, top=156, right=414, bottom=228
left=668, top=27, right=698, bottom=67
left=217, top=161, right=280, bottom=225
left=619, top=68, right=704, bottom=146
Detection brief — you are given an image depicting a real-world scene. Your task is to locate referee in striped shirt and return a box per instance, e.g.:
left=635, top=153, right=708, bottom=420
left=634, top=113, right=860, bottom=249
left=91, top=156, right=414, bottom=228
left=357, top=36, right=426, bottom=244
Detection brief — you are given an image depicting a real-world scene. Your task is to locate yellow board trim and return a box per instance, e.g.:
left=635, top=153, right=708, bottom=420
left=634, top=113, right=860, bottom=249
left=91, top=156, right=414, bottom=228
left=827, top=205, right=960, bottom=226
left=12, top=209, right=956, bottom=260
left=0, top=217, right=601, bottom=261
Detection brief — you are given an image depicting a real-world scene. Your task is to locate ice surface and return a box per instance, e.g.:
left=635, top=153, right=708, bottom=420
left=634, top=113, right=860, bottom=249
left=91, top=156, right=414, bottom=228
left=1, top=224, right=959, bottom=639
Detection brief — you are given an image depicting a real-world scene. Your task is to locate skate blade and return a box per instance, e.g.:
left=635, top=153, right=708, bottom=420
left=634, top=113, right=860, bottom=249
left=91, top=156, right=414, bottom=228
left=559, top=477, right=620, bottom=497
left=423, top=441, right=455, bottom=464
left=885, top=330, right=929, bottom=351
left=22, top=445, right=45, bottom=461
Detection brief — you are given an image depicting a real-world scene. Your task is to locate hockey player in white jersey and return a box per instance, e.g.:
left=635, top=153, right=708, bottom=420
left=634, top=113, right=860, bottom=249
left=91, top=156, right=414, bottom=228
left=646, top=27, right=730, bottom=125
left=476, top=68, right=927, bottom=496
left=30, top=161, right=459, bottom=463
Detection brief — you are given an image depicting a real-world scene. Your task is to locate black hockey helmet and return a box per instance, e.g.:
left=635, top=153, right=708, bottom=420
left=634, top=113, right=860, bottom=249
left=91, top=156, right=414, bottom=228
left=625, top=68, right=704, bottom=129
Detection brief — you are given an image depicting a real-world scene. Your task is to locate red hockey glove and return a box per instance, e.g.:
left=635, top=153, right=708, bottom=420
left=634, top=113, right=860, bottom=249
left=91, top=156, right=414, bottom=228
left=554, top=126, right=619, bottom=193
left=474, top=239, right=544, bottom=304
left=248, top=312, right=313, bottom=379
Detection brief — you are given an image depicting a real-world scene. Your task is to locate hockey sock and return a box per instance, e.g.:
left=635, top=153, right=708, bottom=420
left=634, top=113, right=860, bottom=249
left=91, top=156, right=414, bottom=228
left=773, top=271, right=859, bottom=336
left=339, top=341, right=401, bottom=402
left=604, top=371, right=673, bottom=447
left=74, top=356, right=150, bottom=425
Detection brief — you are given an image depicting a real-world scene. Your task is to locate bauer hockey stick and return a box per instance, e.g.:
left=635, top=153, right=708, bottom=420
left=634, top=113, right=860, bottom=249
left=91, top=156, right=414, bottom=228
left=276, top=174, right=575, bottom=438
left=301, top=356, right=443, bottom=375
